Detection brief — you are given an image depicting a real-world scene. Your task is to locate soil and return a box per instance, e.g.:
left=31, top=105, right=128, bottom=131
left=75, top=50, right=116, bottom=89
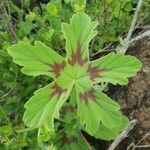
left=108, top=34, right=150, bottom=149
left=87, top=32, right=150, bottom=150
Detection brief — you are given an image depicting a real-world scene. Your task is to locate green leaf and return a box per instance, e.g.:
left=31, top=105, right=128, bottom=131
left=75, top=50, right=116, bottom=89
left=47, top=3, right=58, bottom=16
left=113, top=2, right=121, bottom=17
left=46, top=145, right=57, bottom=150
left=38, top=124, right=56, bottom=143
left=74, top=4, right=85, bottom=12
left=23, top=77, right=74, bottom=130
left=8, top=41, right=65, bottom=79
left=61, top=13, right=98, bottom=62
left=90, top=52, right=142, bottom=85
left=75, top=83, right=125, bottom=135
left=72, top=0, right=86, bottom=12
left=46, top=1, right=62, bottom=16
left=0, top=125, right=13, bottom=136
left=25, top=12, right=37, bottom=22
left=53, top=107, right=91, bottom=150
left=94, top=116, right=129, bottom=140
left=57, top=132, right=90, bottom=150
left=124, top=2, right=133, bottom=12
left=55, top=128, right=90, bottom=150
left=60, top=103, right=76, bottom=124
left=7, top=12, right=141, bottom=142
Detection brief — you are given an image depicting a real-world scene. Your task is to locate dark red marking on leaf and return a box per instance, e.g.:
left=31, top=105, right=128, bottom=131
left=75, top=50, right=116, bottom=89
left=41, top=60, right=66, bottom=78
left=51, top=84, right=67, bottom=98
left=88, top=64, right=101, bottom=81
left=80, top=88, right=96, bottom=103
left=61, top=105, right=76, bottom=117
left=49, top=61, right=66, bottom=78
left=68, top=43, right=87, bottom=66
left=61, top=132, right=77, bottom=145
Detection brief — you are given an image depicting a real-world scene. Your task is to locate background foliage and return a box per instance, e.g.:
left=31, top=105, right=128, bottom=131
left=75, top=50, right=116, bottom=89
left=0, top=0, right=149, bottom=149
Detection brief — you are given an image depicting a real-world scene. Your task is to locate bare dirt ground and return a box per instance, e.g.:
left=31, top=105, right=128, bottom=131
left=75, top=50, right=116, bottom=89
left=87, top=31, right=150, bottom=150
left=110, top=35, right=150, bottom=150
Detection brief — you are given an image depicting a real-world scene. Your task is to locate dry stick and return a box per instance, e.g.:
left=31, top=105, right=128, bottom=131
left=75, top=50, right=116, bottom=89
left=131, top=132, right=150, bottom=150
left=121, top=0, right=144, bottom=53
left=90, top=37, right=96, bottom=52
left=123, top=30, right=150, bottom=52
left=127, top=132, right=150, bottom=150
left=92, top=30, right=150, bottom=57
left=94, top=1, right=145, bottom=148
left=127, top=143, right=136, bottom=150
left=94, top=0, right=146, bottom=87
left=80, top=132, right=93, bottom=150
left=91, top=31, right=124, bottom=57
left=135, top=145, right=150, bottom=148
left=107, top=119, right=138, bottom=150
left=0, top=88, right=13, bottom=102
left=107, top=1, right=146, bottom=149
left=92, top=0, right=144, bottom=57
left=91, top=43, right=113, bottom=57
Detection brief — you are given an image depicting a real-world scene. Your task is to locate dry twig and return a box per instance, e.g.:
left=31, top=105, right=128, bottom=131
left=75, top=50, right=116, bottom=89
left=107, top=119, right=138, bottom=150
left=91, top=43, right=113, bottom=57
left=123, top=30, right=150, bottom=53
left=121, top=0, right=144, bottom=53
left=92, top=0, right=144, bottom=56
left=0, top=88, right=13, bottom=102
left=127, top=132, right=150, bottom=150
left=135, top=145, right=150, bottom=148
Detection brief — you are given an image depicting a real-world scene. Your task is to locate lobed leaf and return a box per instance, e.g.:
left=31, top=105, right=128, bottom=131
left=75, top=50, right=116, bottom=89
left=75, top=82, right=125, bottom=135
left=7, top=12, right=141, bottom=142
left=62, top=13, right=98, bottom=65
left=55, top=129, right=90, bottom=150
left=38, top=124, right=56, bottom=143
left=90, top=52, right=142, bottom=85
left=8, top=41, right=65, bottom=79
left=23, top=76, right=74, bottom=130
left=94, top=116, right=129, bottom=140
